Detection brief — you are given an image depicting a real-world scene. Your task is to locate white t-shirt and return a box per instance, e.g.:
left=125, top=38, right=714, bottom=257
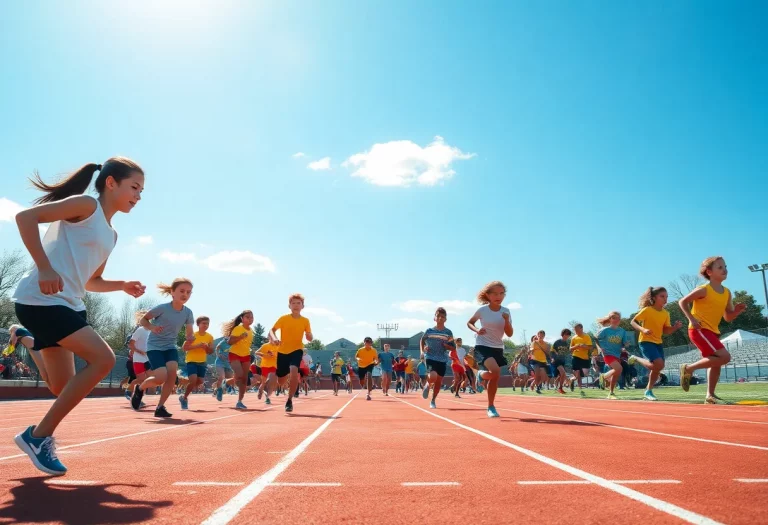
left=302, top=354, right=313, bottom=368
left=130, top=327, right=151, bottom=364
left=474, top=305, right=511, bottom=349
left=456, top=346, right=467, bottom=364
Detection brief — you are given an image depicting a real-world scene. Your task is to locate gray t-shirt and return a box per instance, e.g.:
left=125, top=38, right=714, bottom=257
left=474, top=305, right=511, bottom=349
left=146, top=302, right=194, bottom=351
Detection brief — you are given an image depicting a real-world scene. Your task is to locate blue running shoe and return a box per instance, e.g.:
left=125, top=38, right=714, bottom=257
left=236, top=401, right=247, bottom=410
left=644, top=390, right=658, bottom=401
left=179, top=395, right=188, bottom=410
left=216, top=387, right=223, bottom=402
left=422, top=383, right=430, bottom=400
left=14, top=426, right=67, bottom=476
left=265, top=396, right=271, bottom=405
left=429, top=400, right=437, bottom=409
left=487, top=406, right=500, bottom=418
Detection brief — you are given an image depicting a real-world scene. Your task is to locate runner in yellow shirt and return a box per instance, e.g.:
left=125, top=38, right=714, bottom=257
left=269, top=293, right=313, bottom=413
left=329, top=351, right=345, bottom=396
left=256, top=342, right=278, bottom=405
left=179, top=316, right=213, bottom=411
left=569, top=323, right=593, bottom=395
left=356, top=337, right=379, bottom=401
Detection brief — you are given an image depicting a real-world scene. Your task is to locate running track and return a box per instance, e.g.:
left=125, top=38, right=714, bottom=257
left=1, top=390, right=767, bottom=524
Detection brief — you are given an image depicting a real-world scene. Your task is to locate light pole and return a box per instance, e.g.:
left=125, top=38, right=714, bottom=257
left=747, top=263, right=768, bottom=327
left=377, top=323, right=399, bottom=339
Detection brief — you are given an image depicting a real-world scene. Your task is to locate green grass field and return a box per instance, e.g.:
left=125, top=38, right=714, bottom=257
left=498, top=383, right=768, bottom=405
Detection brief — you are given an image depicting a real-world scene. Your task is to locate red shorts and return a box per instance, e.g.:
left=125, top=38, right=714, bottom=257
left=603, top=355, right=619, bottom=366
left=228, top=354, right=250, bottom=364
left=451, top=363, right=465, bottom=374
left=261, top=366, right=277, bottom=376
left=688, top=328, right=724, bottom=357
left=133, top=361, right=150, bottom=374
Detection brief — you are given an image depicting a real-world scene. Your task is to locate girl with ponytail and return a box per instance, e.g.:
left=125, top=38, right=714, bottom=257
left=223, top=310, right=255, bottom=409
left=12, top=157, right=146, bottom=476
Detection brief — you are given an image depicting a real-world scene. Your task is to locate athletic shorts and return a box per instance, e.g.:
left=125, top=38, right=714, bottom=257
left=640, top=342, right=665, bottom=362
left=228, top=354, right=250, bottom=364
left=133, top=361, right=150, bottom=374
left=571, top=356, right=591, bottom=372
left=249, top=364, right=262, bottom=376
left=395, top=370, right=406, bottom=379
left=474, top=345, right=508, bottom=368
left=358, top=364, right=374, bottom=379
left=185, top=362, right=206, bottom=377
left=261, top=366, right=276, bottom=376
left=331, top=373, right=341, bottom=383
left=531, top=360, right=548, bottom=371
left=688, top=328, right=724, bottom=358
left=126, top=360, right=136, bottom=381
left=603, top=355, right=619, bottom=366
left=14, top=303, right=89, bottom=351
left=547, top=364, right=555, bottom=377
left=215, top=358, right=232, bottom=372
left=552, top=358, right=566, bottom=369
left=381, top=368, right=393, bottom=376
left=517, top=364, right=528, bottom=375
left=147, top=348, right=179, bottom=369
left=277, top=349, right=303, bottom=378
left=451, top=363, right=465, bottom=375
left=426, top=359, right=447, bottom=377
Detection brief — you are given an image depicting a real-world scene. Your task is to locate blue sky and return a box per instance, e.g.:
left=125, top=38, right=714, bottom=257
left=1, top=1, right=767, bottom=345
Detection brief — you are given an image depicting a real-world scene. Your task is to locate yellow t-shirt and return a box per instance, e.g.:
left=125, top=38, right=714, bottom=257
left=229, top=325, right=254, bottom=357
left=186, top=331, right=213, bottom=364
left=272, top=314, right=312, bottom=354
left=570, top=334, right=593, bottom=360
left=531, top=340, right=549, bottom=363
left=634, top=307, right=671, bottom=344
left=356, top=347, right=378, bottom=368
left=258, top=343, right=278, bottom=368
left=405, top=359, right=414, bottom=374
left=331, top=357, right=344, bottom=375
left=690, top=284, right=730, bottom=334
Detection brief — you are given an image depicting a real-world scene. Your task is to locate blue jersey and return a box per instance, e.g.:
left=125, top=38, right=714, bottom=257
left=421, top=327, right=455, bottom=363
left=596, top=327, right=632, bottom=358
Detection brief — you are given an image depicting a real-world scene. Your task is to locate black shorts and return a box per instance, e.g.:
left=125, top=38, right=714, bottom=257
left=571, top=356, right=591, bottom=372
left=126, top=359, right=136, bottom=381
left=15, top=303, right=89, bottom=351
left=395, top=370, right=406, bottom=379
left=358, top=364, right=374, bottom=379
left=425, top=359, right=446, bottom=377
left=277, top=349, right=303, bottom=378
left=552, top=358, right=566, bottom=369
left=474, top=345, right=508, bottom=369
left=531, top=360, right=548, bottom=371
left=331, top=373, right=341, bottom=383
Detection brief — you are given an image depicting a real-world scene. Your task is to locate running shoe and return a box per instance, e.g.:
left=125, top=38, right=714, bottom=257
left=154, top=405, right=172, bottom=418
left=598, top=374, right=606, bottom=390
left=643, top=390, right=658, bottom=401
left=558, top=388, right=566, bottom=395
left=216, top=387, right=223, bottom=402
left=628, top=355, right=638, bottom=366
left=14, top=426, right=66, bottom=476
left=429, top=400, right=437, bottom=409
left=130, top=385, right=144, bottom=411
left=711, top=393, right=724, bottom=401
left=679, top=364, right=691, bottom=392
left=422, top=383, right=430, bottom=400
left=705, top=396, right=718, bottom=405
left=179, top=395, right=188, bottom=410
left=487, top=406, right=499, bottom=418
left=285, top=399, right=293, bottom=413
left=236, top=401, right=247, bottom=409
left=366, top=394, right=371, bottom=401
left=536, top=386, right=542, bottom=395
left=124, top=390, right=131, bottom=400
left=265, top=396, right=271, bottom=405
left=454, top=393, right=461, bottom=398
left=607, top=392, right=618, bottom=400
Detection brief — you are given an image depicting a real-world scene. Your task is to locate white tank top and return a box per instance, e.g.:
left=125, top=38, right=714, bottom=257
left=474, top=305, right=511, bottom=349
left=13, top=197, right=116, bottom=311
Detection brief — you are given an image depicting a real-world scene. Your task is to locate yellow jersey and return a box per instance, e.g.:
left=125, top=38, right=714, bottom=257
left=570, top=334, right=593, bottom=360
left=186, top=331, right=213, bottom=364
left=258, top=343, right=278, bottom=368
left=229, top=325, right=254, bottom=357
left=272, top=314, right=312, bottom=354
left=634, top=307, right=671, bottom=344
left=690, top=284, right=730, bottom=334
left=531, top=340, right=549, bottom=362
left=356, top=347, right=378, bottom=368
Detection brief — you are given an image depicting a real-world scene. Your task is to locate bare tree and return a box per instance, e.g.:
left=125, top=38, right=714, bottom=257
left=111, top=296, right=158, bottom=355
left=668, top=274, right=704, bottom=300
left=82, top=292, right=116, bottom=341
left=0, top=250, right=28, bottom=298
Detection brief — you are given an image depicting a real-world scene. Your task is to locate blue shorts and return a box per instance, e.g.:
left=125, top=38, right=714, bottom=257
left=186, top=362, right=207, bottom=378
left=215, top=358, right=232, bottom=372
left=640, top=342, right=665, bottom=363
left=396, top=370, right=406, bottom=379
left=148, top=348, right=179, bottom=370
left=381, top=368, right=393, bottom=376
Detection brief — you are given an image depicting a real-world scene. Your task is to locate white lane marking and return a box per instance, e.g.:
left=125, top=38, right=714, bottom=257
left=0, top=410, right=270, bottom=462
left=449, top=399, right=768, bottom=452
left=518, top=480, right=680, bottom=485
left=174, top=482, right=245, bottom=487
left=401, top=482, right=460, bottom=486
left=733, top=478, right=768, bottom=483
left=269, top=482, right=342, bottom=487
left=501, top=398, right=768, bottom=426
left=45, top=480, right=100, bottom=485
left=395, top=397, right=724, bottom=525
left=200, top=395, right=357, bottom=525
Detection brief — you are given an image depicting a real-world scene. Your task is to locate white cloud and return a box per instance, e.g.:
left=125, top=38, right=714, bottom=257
left=137, top=235, right=153, bottom=245
left=506, top=302, right=523, bottom=310
left=159, top=250, right=197, bottom=263
left=292, top=152, right=306, bottom=158
left=202, top=250, right=276, bottom=274
left=304, top=307, right=344, bottom=323
left=395, top=299, right=478, bottom=315
left=349, top=321, right=375, bottom=328
left=386, top=318, right=431, bottom=334
left=0, top=197, right=25, bottom=222
left=342, top=136, right=475, bottom=187
left=307, top=157, right=331, bottom=171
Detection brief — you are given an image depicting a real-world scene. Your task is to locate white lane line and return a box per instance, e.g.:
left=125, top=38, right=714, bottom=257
left=518, top=480, right=680, bottom=485
left=501, top=398, right=768, bottom=426
left=733, top=478, right=768, bottom=483
left=402, top=482, right=460, bottom=486
left=395, top=397, right=724, bottom=525
left=200, top=395, right=357, bottom=525
left=0, top=409, right=270, bottom=462
left=174, top=482, right=245, bottom=487
left=45, top=480, right=100, bottom=486
left=448, top=399, right=768, bottom=452
left=269, top=482, right=342, bottom=487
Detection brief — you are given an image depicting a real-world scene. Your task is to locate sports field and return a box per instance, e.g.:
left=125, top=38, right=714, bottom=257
left=2, top=389, right=767, bottom=525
